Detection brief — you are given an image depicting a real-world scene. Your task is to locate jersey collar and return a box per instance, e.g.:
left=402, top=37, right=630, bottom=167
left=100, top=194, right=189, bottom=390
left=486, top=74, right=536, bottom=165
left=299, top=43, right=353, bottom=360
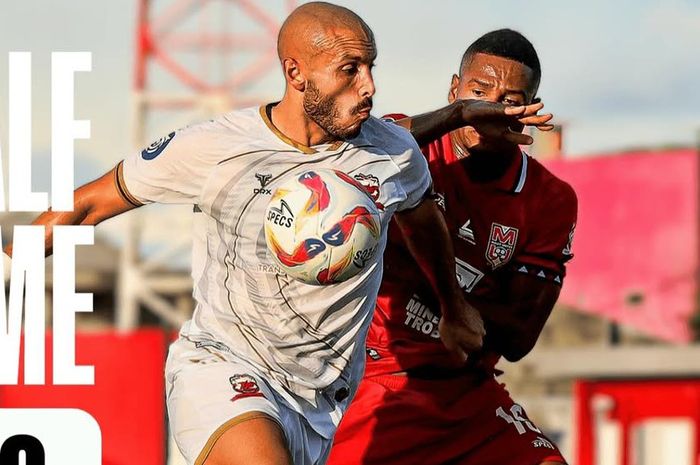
left=510, top=151, right=529, bottom=194
left=444, top=135, right=528, bottom=194
left=259, top=103, right=346, bottom=154
left=482, top=149, right=529, bottom=194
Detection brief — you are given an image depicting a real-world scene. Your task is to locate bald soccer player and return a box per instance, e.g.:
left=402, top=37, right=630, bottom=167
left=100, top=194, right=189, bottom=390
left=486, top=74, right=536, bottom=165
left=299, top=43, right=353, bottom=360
left=3, top=5, right=552, bottom=465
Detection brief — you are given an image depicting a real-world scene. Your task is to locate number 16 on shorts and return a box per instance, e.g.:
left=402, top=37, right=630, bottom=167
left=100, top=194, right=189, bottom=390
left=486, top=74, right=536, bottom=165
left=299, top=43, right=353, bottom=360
left=0, top=409, right=101, bottom=465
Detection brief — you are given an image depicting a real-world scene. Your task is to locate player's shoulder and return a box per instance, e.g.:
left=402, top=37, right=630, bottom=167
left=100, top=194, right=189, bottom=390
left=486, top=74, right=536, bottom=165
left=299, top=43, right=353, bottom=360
left=527, top=155, right=578, bottom=219
left=166, top=106, right=267, bottom=155
left=526, top=154, right=577, bottom=207
left=358, top=116, right=418, bottom=154
left=178, top=106, right=262, bottom=140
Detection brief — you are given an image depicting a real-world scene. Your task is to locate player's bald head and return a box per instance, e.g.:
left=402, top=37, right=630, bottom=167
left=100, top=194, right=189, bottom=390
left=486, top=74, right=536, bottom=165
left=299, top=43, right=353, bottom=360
left=277, top=2, right=375, bottom=64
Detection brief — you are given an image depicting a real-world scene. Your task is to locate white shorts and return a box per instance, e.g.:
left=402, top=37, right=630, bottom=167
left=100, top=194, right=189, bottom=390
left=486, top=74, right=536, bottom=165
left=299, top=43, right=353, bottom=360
left=166, top=337, right=332, bottom=465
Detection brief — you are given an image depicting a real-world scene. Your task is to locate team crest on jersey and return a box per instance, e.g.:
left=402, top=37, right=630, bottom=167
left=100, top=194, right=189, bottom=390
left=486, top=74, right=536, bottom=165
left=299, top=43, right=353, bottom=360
left=141, top=131, right=175, bottom=160
left=353, top=173, right=385, bottom=210
left=229, top=374, right=265, bottom=402
left=486, top=223, right=519, bottom=269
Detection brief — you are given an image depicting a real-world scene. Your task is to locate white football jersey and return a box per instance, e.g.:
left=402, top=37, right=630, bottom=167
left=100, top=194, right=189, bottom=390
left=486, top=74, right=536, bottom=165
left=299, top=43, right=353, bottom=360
left=119, top=104, right=431, bottom=436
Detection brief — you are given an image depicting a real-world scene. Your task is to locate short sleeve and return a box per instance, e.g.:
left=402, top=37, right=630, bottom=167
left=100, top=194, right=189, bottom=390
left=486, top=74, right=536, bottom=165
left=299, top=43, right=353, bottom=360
left=513, top=182, right=578, bottom=283
left=118, top=124, right=216, bottom=205
left=393, top=137, right=432, bottom=212
left=375, top=119, right=432, bottom=212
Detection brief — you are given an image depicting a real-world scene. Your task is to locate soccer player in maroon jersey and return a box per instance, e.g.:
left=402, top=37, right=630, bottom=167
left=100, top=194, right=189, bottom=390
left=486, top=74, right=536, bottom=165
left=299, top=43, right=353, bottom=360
left=328, top=29, right=576, bottom=465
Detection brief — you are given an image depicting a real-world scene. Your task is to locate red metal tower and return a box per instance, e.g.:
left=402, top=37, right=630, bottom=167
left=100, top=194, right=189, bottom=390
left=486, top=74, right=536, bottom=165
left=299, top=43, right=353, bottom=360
left=119, top=0, right=296, bottom=330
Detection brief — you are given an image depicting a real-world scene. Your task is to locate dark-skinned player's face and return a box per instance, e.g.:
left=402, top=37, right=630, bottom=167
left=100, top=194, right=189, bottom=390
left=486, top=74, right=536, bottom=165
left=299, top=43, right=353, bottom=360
left=303, top=27, right=377, bottom=140
left=449, top=52, right=538, bottom=151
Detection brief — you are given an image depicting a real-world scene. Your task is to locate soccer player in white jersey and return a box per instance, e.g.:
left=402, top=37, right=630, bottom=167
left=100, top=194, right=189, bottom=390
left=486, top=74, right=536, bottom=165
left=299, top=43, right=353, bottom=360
left=4, top=3, right=550, bottom=464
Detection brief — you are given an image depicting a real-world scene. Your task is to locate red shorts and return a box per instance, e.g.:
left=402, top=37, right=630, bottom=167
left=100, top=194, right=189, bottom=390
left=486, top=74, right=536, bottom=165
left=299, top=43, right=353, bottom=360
left=329, top=372, right=566, bottom=465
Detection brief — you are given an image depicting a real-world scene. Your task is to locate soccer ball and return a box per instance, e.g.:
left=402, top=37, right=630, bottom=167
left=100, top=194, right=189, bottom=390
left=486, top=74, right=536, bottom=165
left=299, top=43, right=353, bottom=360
left=264, top=169, right=382, bottom=285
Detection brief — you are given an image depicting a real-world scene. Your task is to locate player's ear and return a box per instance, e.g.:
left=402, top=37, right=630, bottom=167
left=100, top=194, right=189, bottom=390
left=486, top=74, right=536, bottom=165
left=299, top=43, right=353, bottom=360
left=448, top=74, right=459, bottom=104
left=283, top=58, right=306, bottom=92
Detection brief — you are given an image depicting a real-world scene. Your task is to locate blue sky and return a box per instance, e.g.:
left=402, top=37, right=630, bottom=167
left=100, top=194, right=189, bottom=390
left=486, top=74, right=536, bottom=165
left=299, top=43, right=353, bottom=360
left=0, top=0, right=698, bottom=186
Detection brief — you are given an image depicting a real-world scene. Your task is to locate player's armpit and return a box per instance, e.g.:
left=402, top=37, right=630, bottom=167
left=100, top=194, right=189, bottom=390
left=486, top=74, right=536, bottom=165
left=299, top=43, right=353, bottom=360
left=10, top=165, right=140, bottom=257
left=468, top=272, right=561, bottom=362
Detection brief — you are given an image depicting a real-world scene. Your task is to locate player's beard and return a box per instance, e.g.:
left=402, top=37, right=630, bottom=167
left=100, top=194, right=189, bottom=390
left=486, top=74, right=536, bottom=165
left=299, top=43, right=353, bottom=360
left=303, top=80, right=368, bottom=140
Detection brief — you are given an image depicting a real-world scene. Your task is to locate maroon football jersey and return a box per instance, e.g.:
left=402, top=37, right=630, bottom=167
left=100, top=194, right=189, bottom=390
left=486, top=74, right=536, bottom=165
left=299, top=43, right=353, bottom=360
left=364, top=126, right=577, bottom=377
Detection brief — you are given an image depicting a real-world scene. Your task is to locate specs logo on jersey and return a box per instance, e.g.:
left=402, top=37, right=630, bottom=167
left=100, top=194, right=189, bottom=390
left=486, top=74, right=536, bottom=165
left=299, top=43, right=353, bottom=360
left=486, top=223, right=519, bottom=269
left=254, top=173, right=273, bottom=195
left=352, top=173, right=385, bottom=210
left=229, top=374, right=265, bottom=402
left=267, top=199, right=294, bottom=228
left=531, top=437, right=556, bottom=450
left=353, top=244, right=378, bottom=268
left=141, top=131, right=176, bottom=160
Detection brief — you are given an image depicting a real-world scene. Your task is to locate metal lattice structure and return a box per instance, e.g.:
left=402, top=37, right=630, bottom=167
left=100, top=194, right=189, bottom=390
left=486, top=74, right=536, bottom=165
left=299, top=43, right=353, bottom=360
left=118, top=0, right=296, bottom=330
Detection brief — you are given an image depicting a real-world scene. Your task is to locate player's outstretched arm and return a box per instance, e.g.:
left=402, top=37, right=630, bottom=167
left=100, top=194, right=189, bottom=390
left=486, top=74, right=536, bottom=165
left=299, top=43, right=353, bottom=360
left=394, top=198, right=485, bottom=362
left=4, top=166, right=139, bottom=257
left=394, top=99, right=553, bottom=147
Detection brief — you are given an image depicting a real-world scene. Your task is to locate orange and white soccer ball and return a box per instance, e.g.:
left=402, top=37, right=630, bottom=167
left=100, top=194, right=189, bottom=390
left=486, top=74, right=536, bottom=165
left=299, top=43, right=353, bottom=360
left=264, top=169, right=381, bottom=285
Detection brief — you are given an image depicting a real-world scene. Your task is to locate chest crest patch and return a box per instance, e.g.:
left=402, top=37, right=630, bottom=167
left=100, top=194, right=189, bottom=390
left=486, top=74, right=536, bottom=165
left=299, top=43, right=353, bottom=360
left=485, top=223, right=519, bottom=269
left=353, top=173, right=385, bottom=210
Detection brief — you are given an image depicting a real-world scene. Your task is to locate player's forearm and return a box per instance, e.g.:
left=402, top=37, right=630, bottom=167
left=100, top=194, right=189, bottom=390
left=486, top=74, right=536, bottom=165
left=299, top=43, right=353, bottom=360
left=401, top=101, right=464, bottom=147
left=4, top=168, right=137, bottom=257
left=3, top=206, right=92, bottom=258
left=478, top=304, right=533, bottom=361
left=394, top=200, right=464, bottom=316
left=465, top=295, right=545, bottom=361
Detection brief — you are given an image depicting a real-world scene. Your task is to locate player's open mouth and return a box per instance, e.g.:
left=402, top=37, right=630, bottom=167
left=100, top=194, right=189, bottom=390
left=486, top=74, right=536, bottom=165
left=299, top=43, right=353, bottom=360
left=357, top=108, right=371, bottom=119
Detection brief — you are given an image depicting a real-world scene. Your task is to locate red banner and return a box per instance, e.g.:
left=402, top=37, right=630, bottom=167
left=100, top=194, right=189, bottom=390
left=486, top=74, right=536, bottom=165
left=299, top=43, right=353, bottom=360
left=546, top=149, right=699, bottom=342
left=0, top=329, right=167, bottom=465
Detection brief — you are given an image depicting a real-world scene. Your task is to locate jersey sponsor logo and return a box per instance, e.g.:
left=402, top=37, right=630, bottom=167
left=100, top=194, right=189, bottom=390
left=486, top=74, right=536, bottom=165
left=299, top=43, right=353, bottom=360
left=404, top=294, right=440, bottom=339
left=267, top=199, right=294, bottom=228
left=258, top=262, right=283, bottom=274
left=458, top=219, right=476, bottom=245
left=353, top=244, right=378, bottom=268
left=562, top=222, right=576, bottom=256
left=353, top=173, right=385, bottom=210
left=141, top=131, right=175, bottom=160
left=531, top=436, right=556, bottom=450
left=456, top=258, right=484, bottom=292
left=486, top=223, right=519, bottom=269
left=254, top=173, right=273, bottom=195
left=229, top=374, right=265, bottom=402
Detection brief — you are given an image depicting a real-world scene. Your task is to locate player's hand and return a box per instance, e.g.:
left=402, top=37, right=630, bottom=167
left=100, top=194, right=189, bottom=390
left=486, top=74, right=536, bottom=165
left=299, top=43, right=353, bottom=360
left=458, top=99, right=554, bottom=146
left=438, top=299, right=485, bottom=363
